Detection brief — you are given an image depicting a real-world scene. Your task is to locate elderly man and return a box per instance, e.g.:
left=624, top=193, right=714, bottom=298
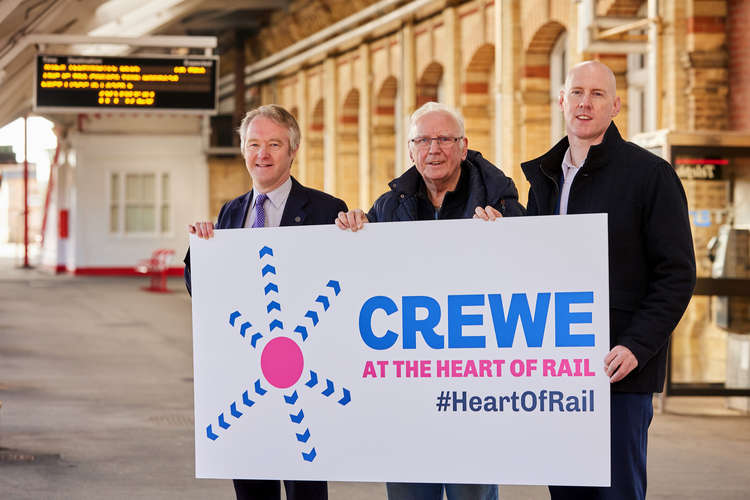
left=337, top=101, right=524, bottom=500
left=518, top=60, right=695, bottom=499
left=184, top=104, right=347, bottom=500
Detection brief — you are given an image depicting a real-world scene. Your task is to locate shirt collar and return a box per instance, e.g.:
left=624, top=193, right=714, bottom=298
left=253, top=176, right=293, bottom=210
left=561, top=147, right=584, bottom=182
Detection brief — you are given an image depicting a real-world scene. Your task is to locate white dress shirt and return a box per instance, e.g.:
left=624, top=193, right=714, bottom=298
left=559, top=147, right=584, bottom=215
left=244, top=177, right=293, bottom=228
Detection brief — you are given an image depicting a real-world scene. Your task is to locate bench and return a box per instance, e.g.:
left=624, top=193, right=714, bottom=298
left=135, top=248, right=175, bottom=293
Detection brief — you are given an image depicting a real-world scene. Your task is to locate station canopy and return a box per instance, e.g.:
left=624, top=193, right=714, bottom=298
left=0, top=0, right=289, bottom=128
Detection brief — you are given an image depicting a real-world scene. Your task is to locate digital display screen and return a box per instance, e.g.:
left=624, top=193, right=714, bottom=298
left=34, top=54, right=218, bottom=113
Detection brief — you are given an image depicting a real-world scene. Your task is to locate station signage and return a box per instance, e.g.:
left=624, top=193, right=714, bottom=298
left=674, top=157, right=727, bottom=180
left=34, top=54, right=218, bottom=114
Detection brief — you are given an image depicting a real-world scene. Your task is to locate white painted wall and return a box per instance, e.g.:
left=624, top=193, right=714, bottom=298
left=69, top=131, right=208, bottom=270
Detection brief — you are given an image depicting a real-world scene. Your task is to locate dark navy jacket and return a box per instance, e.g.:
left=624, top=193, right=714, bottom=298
left=184, top=176, right=347, bottom=294
left=522, top=123, right=696, bottom=393
left=367, top=149, right=525, bottom=222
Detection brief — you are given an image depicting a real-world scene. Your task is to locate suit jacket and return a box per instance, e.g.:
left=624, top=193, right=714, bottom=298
left=184, top=176, right=348, bottom=294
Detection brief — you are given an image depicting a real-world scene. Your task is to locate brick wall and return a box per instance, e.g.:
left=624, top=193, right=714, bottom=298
left=728, top=0, right=750, bottom=130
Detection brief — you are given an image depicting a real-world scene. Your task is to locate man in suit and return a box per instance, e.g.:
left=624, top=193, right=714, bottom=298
left=184, top=104, right=347, bottom=499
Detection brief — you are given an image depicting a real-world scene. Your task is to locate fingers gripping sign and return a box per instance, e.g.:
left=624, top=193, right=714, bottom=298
left=473, top=205, right=503, bottom=221
left=188, top=221, right=215, bottom=239
left=604, top=345, right=638, bottom=383
left=335, top=209, right=368, bottom=232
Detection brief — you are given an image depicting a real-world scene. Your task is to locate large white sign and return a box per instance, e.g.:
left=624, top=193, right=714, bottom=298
left=190, top=214, right=610, bottom=486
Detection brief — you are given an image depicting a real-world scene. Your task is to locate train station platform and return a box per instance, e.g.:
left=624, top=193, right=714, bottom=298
left=0, top=252, right=747, bottom=499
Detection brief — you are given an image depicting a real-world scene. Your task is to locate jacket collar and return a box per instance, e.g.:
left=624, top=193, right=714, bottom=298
left=523, top=122, right=623, bottom=182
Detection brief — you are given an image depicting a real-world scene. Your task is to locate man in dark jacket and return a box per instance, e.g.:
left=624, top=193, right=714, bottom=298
left=520, top=60, right=695, bottom=499
left=184, top=104, right=346, bottom=500
left=337, top=101, right=524, bottom=500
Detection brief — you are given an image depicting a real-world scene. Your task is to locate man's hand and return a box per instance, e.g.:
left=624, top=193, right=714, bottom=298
left=604, top=345, right=638, bottom=383
left=335, top=209, right=369, bottom=232
left=473, top=205, right=503, bottom=221
left=188, top=221, right=215, bottom=239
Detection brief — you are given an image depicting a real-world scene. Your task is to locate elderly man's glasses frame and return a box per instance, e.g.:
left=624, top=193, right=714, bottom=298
left=410, top=136, right=463, bottom=150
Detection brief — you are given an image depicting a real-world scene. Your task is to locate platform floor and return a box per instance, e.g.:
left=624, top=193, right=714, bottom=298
left=0, top=257, right=747, bottom=499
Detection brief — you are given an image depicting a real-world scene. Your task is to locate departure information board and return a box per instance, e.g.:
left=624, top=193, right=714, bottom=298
left=34, top=54, right=218, bottom=113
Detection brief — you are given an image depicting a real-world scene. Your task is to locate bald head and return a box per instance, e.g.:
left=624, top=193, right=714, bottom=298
left=559, top=59, right=621, bottom=147
left=564, top=60, right=617, bottom=96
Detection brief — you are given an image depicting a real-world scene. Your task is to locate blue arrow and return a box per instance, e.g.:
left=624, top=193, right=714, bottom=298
left=305, top=371, right=318, bottom=387
left=338, top=388, right=351, bottom=406
left=229, top=310, right=241, bottom=326
left=240, top=322, right=251, bottom=337
left=315, top=295, right=330, bottom=311
left=289, top=409, right=305, bottom=424
left=305, top=310, right=319, bottom=326
left=284, top=390, right=299, bottom=404
left=269, top=319, right=284, bottom=332
left=294, top=325, right=308, bottom=341
left=261, top=264, right=276, bottom=277
left=230, top=402, right=243, bottom=418
left=250, top=333, right=263, bottom=348
left=302, top=448, right=317, bottom=462
left=326, top=280, right=341, bottom=295
left=296, top=428, right=311, bottom=443
left=259, top=246, right=273, bottom=258
left=267, top=300, right=281, bottom=313
left=322, top=379, right=334, bottom=397
left=242, top=390, right=255, bottom=408
left=206, top=424, right=219, bottom=441
left=255, top=379, right=267, bottom=395
left=218, top=413, right=230, bottom=429
left=264, top=282, right=279, bottom=295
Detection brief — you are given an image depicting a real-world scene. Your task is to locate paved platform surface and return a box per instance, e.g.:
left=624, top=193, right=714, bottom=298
left=0, top=259, right=748, bottom=499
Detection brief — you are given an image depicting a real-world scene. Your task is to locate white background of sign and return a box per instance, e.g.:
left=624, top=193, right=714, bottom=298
left=190, top=214, right=610, bottom=485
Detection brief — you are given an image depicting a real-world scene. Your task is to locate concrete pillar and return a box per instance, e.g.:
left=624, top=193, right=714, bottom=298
left=358, top=44, right=372, bottom=209
left=323, top=58, right=338, bottom=193
left=296, top=70, right=309, bottom=184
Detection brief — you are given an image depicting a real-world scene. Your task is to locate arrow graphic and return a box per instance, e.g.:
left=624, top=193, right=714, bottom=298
left=229, top=311, right=241, bottom=326
left=206, top=424, right=219, bottom=441
left=289, top=409, right=305, bottom=424
left=230, top=402, right=243, bottom=418
left=322, top=379, right=335, bottom=397
left=240, top=322, right=252, bottom=337
left=338, top=388, right=351, bottom=406
left=315, top=295, right=330, bottom=311
left=264, top=283, right=279, bottom=295
left=259, top=246, right=273, bottom=258
left=255, top=379, right=267, bottom=395
left=261, top=264, right=276, bottom=277
left=326, top=280, right=341, bottom=295
left=302, top=448, right=317, bottom=462
left=250, top=333, right=263, bottom=348
left=305, top=371, right=318, bottom=387
left=267, top=300, right=281, bottom=313
left=242, top=390, right=255, bottom=408
left=296, top=428, right=311, bottom=442
left=218, top=413, right=230, bottom=429
left=304, top=310, right=319, bottom=326
left=284, top=391, right=299, bottom=405
left=269, top=319, right=284, bottom=332
left=294, top=325, right=308, bottom=341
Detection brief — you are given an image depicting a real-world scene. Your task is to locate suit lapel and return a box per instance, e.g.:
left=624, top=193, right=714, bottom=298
left=280, top=177, right=309, bottom=227
left=235, top=190, right=253, bottom=229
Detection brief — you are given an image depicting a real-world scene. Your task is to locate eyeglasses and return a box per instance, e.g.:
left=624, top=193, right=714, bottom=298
left=410, top=136, right=463, bottom=149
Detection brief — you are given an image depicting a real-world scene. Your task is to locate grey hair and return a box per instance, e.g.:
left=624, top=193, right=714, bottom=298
left=238, top=104, right=301, bottom=152
left=408, top=101, right=466, bottom=140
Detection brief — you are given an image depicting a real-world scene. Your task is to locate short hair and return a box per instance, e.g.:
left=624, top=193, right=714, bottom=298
left=408, top=101, right=466, bottom=140
left=238, top=104, right=301, bottom=152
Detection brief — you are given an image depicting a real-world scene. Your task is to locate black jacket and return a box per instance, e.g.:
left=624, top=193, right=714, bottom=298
left=367, top=149, right=525, bottom=222
left=184, top=176, right=347, bottom=294
left=521, top=123, right=696, bottom=393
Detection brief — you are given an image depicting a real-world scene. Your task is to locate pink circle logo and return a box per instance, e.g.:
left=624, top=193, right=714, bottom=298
left=260, top=336, right=304, bottom=388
